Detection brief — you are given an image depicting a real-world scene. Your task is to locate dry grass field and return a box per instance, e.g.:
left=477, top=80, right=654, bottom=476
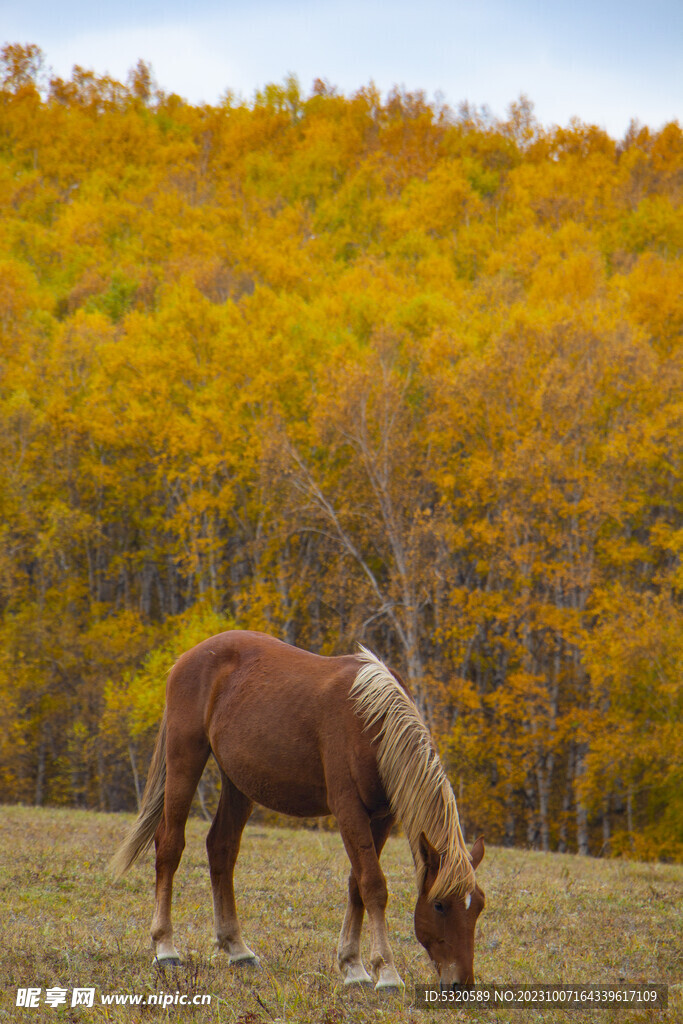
left=1, top=805, right=681, bottom=1023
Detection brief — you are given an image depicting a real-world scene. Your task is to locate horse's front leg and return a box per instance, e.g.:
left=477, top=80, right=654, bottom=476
left=336, top=803, right=403, bottom=990
left=337, top=870, right=372, bottom=985
left=337, top=812, right=395, bottom=986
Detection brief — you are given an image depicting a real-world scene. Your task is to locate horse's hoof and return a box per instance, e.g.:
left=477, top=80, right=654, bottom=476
left=342, top=964, right=373, bottom=986
left=153, top=955, right=182, bottom=968
left=374, top=967, right=405, bottom=991
left=228, top=951, right=260, bottom=968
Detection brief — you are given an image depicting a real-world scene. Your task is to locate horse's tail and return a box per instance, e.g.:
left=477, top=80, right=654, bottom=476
left=110, top=706, right=167, bottom=879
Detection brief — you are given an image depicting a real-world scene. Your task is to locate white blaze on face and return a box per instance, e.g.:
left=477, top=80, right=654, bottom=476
left=464, top=892, right=472, bottom=910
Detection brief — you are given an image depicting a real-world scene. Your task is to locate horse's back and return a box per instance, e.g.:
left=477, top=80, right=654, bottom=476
left=166, top=630, right=386, bottom=818
left=169, top=628, right=359, bottom=717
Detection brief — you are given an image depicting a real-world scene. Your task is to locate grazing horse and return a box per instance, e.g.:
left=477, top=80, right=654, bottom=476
left=111, top=630, right=485, bottom=989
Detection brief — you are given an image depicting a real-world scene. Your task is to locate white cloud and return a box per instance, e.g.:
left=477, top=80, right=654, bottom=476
left=44, top=23, right=235, bottom=104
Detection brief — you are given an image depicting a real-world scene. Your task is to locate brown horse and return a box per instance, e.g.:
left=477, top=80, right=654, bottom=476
left=111, top=630, right=485, bottom=989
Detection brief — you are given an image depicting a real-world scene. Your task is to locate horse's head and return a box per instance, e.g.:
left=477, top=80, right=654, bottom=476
left=413, top=833, right=485, bottom=988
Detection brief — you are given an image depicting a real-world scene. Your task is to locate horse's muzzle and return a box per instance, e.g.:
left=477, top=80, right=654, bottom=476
left=440, top=979, right=475, bottom=993
left=441, top=981, right=461, bottom=993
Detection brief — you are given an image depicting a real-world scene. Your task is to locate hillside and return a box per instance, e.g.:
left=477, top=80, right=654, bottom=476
left=0, top=44, right=682, bottom=859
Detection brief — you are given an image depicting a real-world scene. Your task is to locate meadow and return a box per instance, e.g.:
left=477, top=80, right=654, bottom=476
left=1, top=805, right=681, bottom=1023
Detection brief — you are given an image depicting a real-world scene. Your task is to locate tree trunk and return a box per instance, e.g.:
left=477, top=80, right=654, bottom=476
left=536, top=753, right=553, bottom=853
left=601, top=795, right=611, bottom=855
left=34, top=736, right=46, bottom=806
left=128, top=741, right=142, bottom=810
left=504, top=784, right=516, bottom=847
left=575, top=744, right=590, bottom=855
left=558, top=746, right=575, bottom=853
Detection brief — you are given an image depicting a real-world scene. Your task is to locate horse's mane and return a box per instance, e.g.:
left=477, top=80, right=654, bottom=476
left=350, top=646, right=475, bottom=901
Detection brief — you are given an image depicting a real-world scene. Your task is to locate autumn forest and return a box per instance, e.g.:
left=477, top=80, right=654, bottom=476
left=1, top=44, right=681, bottom=861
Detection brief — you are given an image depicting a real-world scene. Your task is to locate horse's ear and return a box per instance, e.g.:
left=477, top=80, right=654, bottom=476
left=469, top=835, right=485, bottom=870
left=418, top=832, right=441, bottom=881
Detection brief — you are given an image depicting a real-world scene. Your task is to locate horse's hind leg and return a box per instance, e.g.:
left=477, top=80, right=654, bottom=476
left=337, top=812, right=394, bottom=986
left=151, top=738, right=210, bottom=964
left=206, top=773, right=258, bottom=965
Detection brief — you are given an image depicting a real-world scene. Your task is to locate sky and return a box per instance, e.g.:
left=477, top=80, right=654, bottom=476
left=2, top=0, right=682, bottom=138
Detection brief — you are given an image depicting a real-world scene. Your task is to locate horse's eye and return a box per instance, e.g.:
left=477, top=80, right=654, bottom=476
left=433, top=901, right=445, bottom=915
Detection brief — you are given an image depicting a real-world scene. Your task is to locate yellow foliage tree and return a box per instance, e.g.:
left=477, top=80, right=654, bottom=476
left=0, top=46, right=680, bottom=857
